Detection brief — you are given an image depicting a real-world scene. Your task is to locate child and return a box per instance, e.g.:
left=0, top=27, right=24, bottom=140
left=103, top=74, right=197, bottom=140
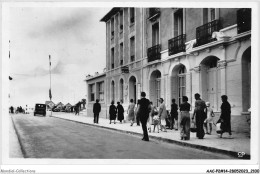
left=204, top=102, right=215, bottom=135
left=153, top=115, right=160, bottom=133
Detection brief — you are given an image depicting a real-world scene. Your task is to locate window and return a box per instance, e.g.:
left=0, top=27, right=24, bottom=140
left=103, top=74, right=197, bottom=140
left=98, top=82, right=104, bottom=102
left=178, top=65, right=186, bottom=106
left=174, top=9, right=183, bottom=37
left=210, top=8, right=215, bottom=21
left=203, top=8, right=216, bottom=24
left=156, top=79, right=161, bottom=107
left=119, top=10, right=123, bottom=31
left=130, top=8, right=135, bottom=24
left=152, top=23, right=159, bottom=46
left=111, top=17, right=114, bottom=37
left=120, top=79, right=124, bottom=103
left=111, top=81, right=115, bottom=101
left=120, top=43, right=123, bottom=65
left=130, top=37, right=135, bottom=62
left=89, top=84, right=95, bottom=102
left=111, top=48, right=114, bottom=69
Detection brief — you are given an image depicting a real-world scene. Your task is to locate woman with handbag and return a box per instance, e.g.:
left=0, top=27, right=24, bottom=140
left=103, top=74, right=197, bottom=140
left=180, top=96, right=191, bottom=140
left=219, top=95, right=232, bottom=138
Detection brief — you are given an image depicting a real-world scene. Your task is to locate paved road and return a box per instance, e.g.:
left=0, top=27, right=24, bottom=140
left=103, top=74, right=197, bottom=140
left=11, top=113, right=235, bottom=159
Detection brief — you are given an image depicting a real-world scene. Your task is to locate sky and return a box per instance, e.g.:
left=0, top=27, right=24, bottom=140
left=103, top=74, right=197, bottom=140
left=9, top=7, right=109, bottom=108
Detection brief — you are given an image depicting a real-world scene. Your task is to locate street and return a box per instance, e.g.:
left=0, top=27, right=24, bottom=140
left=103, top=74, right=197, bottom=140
left=11, top=113, right=235, bottom=159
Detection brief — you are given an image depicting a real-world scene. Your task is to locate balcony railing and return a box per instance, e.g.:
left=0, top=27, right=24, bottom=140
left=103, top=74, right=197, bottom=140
left=147, top=44, right=161, bottom=62
left=237, top=8, right=251, bottom=34
left=168, top=34, right=186, bottom=56
left=196, top=20, right=220, bottom=47
left=149, top=8, right=160, bottom=19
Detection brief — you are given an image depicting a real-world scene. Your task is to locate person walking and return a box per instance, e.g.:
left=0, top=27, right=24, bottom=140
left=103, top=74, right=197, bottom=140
left=170, top=99, right=178, bottom=130
left=136, top=92, right=151, bottom=141
left=109, top=100, right=117, bottom=124
left=93, top=99, right=101, bottom=124
left=158, top=98, right=167, bottom=132
left=219, top=95, right=232, bottom=138
left=204, top=102, right=215, bottom=135
left=180, top=96, right=191, bottom=140
left=147, top=101, right=156, bottom=133
left=127, top=99, right=135, bottom=126
left=192, top=93, right=207, bottom=139
left=117, top=101, right=124, bottom=123
left=10, top=106, right=14, bottom=114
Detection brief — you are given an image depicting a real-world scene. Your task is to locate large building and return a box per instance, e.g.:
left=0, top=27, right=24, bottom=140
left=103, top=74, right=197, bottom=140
left=87, top=8, right=251, bottom=124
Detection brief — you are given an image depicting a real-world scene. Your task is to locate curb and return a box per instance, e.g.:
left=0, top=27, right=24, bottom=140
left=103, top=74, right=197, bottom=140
left=11, top=115, right=27, bottom=158
left=50, top=115, right=250, bottom=159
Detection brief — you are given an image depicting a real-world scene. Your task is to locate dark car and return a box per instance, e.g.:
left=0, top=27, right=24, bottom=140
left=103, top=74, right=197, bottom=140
left=34, top=104, right=46, bottom=116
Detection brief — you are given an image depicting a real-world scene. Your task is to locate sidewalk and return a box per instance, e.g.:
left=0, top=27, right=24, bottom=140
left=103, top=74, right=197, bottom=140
left=49, top=112, right=250, bottom=159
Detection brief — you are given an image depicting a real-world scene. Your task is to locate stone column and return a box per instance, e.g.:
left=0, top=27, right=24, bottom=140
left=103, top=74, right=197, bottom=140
left=190, top=66, right=201, bottom=109
left=217, top=60, right=227, bottom=95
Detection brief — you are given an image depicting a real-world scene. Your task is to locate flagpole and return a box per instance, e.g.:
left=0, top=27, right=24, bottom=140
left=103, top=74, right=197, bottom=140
left=49, top=55, right=52, bottom=116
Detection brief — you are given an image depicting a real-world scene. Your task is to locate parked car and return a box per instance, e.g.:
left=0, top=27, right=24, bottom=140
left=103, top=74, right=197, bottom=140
left=34, top=104, right=46, bottom=116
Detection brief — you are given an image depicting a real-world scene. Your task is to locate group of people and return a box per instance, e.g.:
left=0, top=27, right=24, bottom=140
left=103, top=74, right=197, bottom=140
left=93, top=91, right=232, bottom=142
left=9, top=105, right=29, bottom=114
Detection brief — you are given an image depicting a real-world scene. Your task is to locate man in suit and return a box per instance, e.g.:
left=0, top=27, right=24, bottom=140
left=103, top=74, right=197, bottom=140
left=93, top=99, right=101, bottom=124
left=136, top=92, right=151, bottom=141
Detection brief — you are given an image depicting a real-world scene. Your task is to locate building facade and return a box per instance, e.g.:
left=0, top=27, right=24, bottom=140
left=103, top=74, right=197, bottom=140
left=100, top=8, right=251, bottom=120
left=85, top=73, right=107, bottom=118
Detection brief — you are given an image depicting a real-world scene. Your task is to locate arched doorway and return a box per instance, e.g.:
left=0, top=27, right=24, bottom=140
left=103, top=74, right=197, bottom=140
left=119, top=79, right=124, bottom=103
left=200, top=56, right=220, bottom=111
left=129, top=76, right=137, bottom=104
left=171, top=64, right=187, bottom=106
left=150, top=70, right=161, bottom=107
left=242, top=47, right=251, bottom=112
left=111, top=80, right=115, bottom=102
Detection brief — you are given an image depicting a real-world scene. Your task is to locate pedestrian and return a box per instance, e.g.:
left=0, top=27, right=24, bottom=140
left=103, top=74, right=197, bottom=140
left=117, top=101, right=124, bottom=123
left=192, top=93, right=207, bottom=139
left=152, top=115, right=160, bottom=133
left=170, top=99, right=178, bottom=130
left=10, top=106, right=14, bottom=114
left=180, top=96, right=191, bottom=140
left=127, top=99, right=135, bottom=126
left=93, top=99, right=101, bottom=124
left=158, top=98, right=167, bottom=132
left=136, top=92, right=151, bottom=141
left=75, top=104, right=79, bottom=115
left=109, top=100, right=117, bottom=124
left=219, top=95, right=232, bottom=138
left=135, top=105, right=140, bottom=126
left=147, top=101, right=156, bottom=133
left=204, top=102, right=215, bottom=135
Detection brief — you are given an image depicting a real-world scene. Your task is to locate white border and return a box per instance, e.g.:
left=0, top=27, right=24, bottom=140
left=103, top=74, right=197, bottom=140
left=1, top=1, right=259, bottom=173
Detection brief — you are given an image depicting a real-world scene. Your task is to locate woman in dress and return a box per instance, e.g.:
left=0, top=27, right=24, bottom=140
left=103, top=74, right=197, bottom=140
left=117, top=101, right=124, bottom=123
left=219, top=95, right=232, bottom=138
left=109, top=100, right=117, bottom=124
left=192, top=93, right=207, bottom=139
left=180, top=96, right=191, bottom=140
left=158, top=98, right=167, bottom=132
left=127, top=99, right=135, bottom=126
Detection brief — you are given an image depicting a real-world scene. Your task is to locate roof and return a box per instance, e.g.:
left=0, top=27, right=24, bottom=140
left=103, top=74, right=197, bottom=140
left=100, top=8, right=121, bottom=22
left=85, top=72, right=106, bottom=82
left=45, top=101, right=55, bottom=105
